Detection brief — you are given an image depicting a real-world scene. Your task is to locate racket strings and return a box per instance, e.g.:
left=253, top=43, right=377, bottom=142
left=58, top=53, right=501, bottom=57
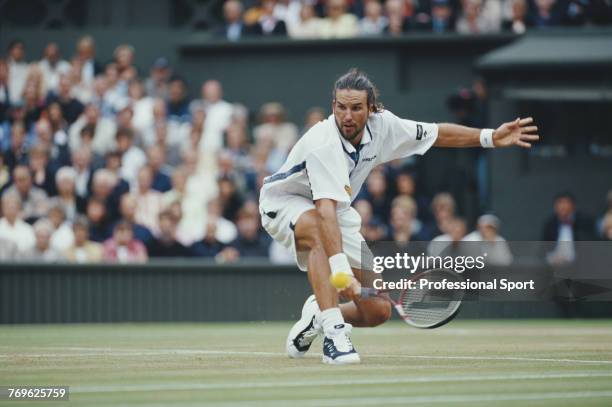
left=400, top=270, right=464, bottom=328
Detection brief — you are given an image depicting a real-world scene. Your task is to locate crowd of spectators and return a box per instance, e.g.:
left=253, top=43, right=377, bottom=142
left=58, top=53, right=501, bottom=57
left=214, top=0, right=612, bottom=40
left=0, top=36, right=610, bottom=264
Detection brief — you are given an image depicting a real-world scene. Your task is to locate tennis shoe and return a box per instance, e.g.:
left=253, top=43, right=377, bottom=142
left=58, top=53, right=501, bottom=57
left=286, top=294, right=322, bottom=358
left=322, top=323, right=360, bottom=365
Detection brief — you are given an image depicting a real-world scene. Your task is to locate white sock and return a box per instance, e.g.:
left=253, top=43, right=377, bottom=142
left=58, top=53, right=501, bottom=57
left=318, top=307, right=344, bottom=336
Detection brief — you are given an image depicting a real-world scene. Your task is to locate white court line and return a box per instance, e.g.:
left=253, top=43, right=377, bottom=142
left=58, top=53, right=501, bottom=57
left=2, top=346, right=612, bottom=365
left=72, top=372, right=612, bottom=393
left=2, top=347, right=612, bottom=365
left=83, top=391, right=612, bottom=407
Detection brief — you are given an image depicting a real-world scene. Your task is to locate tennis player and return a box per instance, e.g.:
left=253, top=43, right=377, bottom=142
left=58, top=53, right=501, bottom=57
left=258, top=69, right=538, bottom=364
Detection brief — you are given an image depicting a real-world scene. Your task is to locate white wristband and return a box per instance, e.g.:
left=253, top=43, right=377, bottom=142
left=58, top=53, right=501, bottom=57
left=328, top=253, right=353, bottom=277
left=480, top=129, right=495, bottom=148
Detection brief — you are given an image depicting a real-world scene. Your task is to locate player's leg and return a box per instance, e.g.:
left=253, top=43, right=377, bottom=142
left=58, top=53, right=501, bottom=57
left=294, top=209, right=360, bottom=364
left=339, top=268, right=392, bottom=327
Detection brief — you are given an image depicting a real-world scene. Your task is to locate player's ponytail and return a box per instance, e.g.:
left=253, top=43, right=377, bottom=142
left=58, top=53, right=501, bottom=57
left=333, top=68, right=383, bottom=113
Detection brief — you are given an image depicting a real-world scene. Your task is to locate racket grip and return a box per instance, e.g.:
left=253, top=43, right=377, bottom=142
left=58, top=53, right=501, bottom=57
left=360, top=287, right=378, bottom=298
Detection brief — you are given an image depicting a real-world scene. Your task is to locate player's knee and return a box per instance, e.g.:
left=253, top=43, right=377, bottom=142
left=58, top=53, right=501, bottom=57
left=364, top=301, right=392, bottom=327
left=294, top=211, right=323, bottom=251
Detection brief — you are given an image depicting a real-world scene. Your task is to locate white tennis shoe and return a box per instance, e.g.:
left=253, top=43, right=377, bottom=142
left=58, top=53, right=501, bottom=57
left=322, top=323, right=360, bottom=365
left=286, top=294, right=322, bottom=358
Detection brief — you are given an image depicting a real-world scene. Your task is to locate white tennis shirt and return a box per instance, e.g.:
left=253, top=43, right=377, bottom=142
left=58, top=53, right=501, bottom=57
left=260, top=109, right=438, bottom=211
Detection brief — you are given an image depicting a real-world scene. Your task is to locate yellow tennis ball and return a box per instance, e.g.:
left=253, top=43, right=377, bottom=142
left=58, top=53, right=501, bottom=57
left=329, top=272, right=351, bottom=289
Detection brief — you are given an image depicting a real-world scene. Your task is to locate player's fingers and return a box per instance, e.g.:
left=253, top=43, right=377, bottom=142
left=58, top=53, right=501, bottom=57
left=521, top=134, right=540, bottom=141
left=521, top=125, right=538, bottom=133
left=519, top=117, right=533, bottom=126
left=516, top=140, right=532, bottom=148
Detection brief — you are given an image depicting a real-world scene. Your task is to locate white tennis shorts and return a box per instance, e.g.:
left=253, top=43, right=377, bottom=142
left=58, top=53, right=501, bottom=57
left=259, top=195, right=367, bottom=272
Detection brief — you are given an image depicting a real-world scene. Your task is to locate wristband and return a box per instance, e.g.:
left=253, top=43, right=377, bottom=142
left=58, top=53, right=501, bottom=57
left=480, top=129, right=495, bottom=148
left=329, top=253, right=353, bottom=277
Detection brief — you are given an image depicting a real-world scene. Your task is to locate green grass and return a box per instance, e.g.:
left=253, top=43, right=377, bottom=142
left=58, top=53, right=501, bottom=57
left=1, top=320, right=612, bottom=406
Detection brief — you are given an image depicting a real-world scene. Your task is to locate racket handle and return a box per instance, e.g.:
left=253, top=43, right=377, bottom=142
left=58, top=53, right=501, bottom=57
left=360, top=287, right=378, bottom=298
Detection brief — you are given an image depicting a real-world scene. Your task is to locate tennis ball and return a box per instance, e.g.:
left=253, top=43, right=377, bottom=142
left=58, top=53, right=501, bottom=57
left=329, top=272, right=351, bottom=289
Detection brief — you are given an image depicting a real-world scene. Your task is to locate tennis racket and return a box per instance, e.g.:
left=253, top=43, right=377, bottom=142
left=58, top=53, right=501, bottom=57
left=361, top=268, right=464, bottom=329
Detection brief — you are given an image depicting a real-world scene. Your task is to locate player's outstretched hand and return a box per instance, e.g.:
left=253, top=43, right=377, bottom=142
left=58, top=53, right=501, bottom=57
left=339, top=277, right=361, bottom=302
left=494, top=117, right=540, bottom=148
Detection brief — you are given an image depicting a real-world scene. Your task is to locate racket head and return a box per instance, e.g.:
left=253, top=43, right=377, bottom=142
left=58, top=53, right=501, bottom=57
left=397, top=268, right=464, bottom=329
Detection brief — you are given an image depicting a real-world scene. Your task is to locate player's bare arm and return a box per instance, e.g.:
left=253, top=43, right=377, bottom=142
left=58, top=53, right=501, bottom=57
left=315, top=199, right=361, bottom=300
left=434, top=117, right=540, bottom=148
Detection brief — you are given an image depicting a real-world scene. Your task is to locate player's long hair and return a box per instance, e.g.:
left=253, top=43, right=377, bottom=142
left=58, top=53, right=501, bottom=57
left=333, top=68, right=384, bottom=113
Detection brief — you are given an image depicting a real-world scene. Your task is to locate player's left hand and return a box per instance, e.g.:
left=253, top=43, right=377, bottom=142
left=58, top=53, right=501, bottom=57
left=494, top=117, right=540, bottom=148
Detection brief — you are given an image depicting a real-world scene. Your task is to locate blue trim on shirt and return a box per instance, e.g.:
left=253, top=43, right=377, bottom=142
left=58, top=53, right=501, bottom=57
left=263, top=161, right=306, bottom=184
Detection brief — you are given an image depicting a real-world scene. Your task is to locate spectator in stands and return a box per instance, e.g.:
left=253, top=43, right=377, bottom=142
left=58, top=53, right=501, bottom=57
left=46, top=75, right=84, bottom=125
left=195, top=80, right=233, bottom=152
left=22, top=80, right=44, bottom=129
left=63, top=216, right=103, bottom=263
left=0, top=154, right=10, bottom=191
left=384, top=0, right=410, bottom=35
left=355, top=199, right=387, bottom=242
left=428, top=0, right=456, bottom=33
left=28, top=144, right=55, bottom=196
left=302, top=106, right=325, bottom=133
left=7, top=40, right=29, bottom=105
left=162, top=166, right=188, bottom=208
left=166, top=77, right=190, bottom=123
left=114, top=44, right=137, bottom=81
left=102, top=220, right=147, bottom=263
left=5, top=165, right=48, bottom=223
left=38, top=42, right=71, bottom=94
left=132, top=165, right=163, bottom=234
left=52, top=166, right=84, bottom=222
left=90, top=75, right=114, bottom=117
left=250, top=0, right=288, bottom=36
left=360, top=0, right=388, bottom=35
left=289, top=2, right=323, bottom=38
left=254, top=102, right=299, bottom=156
left=463, top=214, right=512, bottom=265
left=216, top=0, right=248, bottom=41
left=218, top=173, right=244, bottom=222
left=542, top=192, right=595, bottom=242
left=0, top=192, right=35, bottom=252
left=456, top=0, right=501, bottom=34
left=206, top=197, right=239, bottom=245
left=601, top=212, right=612, bottom=241
left=128, top=79, right=155, bottom=143
left=596, top=189, right=612, bottom=238
left=428, top=192, right=456, bottom=237
left=33, top=119, right=70, bottom=168
left=542, top=192, right=595, bottom=264
left=529, top=0, right=562, bottom=28
left=5, top=121, right=29, bottom=170
left=85, top=198, right=112, bottom=242
left=75, top=36, right=101, bottom=85
left=116, top=127, right=146, bottom=187
left=20, top=218, right=64, bottom=262
left=46, top=202, right=74, bottom=252
left=191, top=219, right=226, bottom=258
left=117, top=193, right=154, bottom=244
left=502, top=0, right=530, bottom=33
left=393, top=195, right=431, bottom=240
left=320, top=0, right=359, bottom=38
left=360, top=170, right=392, bottom=225
left=226, top=201, right=271, bottom=258
left=71, top=147, right=94, bottom=199
left=146, top=209, right=192, bottom=257
left=428, top=217, right=468, bottom=255
left=145, top=57, right=171, bottom=100
left=91, top=167, right=124, bottom=223
left=147, top=145, right=172, bottom=192
left=0, top=58, right=9, bottom=122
